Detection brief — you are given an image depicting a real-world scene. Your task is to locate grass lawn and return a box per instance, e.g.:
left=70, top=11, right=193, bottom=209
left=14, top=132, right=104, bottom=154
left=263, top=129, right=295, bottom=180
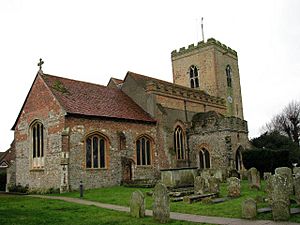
left=57, top=180, right=300, bottom=223
left=0, top=194, right=206, bottom=225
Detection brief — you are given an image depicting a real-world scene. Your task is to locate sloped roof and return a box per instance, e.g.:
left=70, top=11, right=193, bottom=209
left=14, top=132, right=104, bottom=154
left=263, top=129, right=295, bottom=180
left=110, top=77, right=123, bottom=85
left=41, top=74, right=155, bottom=123
left=125, top=71, right=171, bottom=88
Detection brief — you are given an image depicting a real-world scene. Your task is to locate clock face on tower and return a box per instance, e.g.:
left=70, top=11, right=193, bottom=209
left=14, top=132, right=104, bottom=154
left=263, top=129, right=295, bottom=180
left=227, top=96, right=233, bottom=103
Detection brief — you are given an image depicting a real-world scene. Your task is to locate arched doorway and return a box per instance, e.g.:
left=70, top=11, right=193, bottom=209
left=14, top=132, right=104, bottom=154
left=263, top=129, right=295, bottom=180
left=235, top=147, right=243, bottom=171
left=121, top=157, right=134, bottom=184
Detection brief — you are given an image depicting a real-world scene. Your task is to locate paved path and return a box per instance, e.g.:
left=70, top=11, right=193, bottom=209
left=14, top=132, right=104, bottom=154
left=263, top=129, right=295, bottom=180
left=29, top=195, right=300, bottom=225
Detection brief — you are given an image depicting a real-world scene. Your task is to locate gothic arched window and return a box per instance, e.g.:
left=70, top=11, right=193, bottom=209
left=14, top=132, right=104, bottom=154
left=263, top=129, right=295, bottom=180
left=199, top=148, right=210, bottom=169
left=235, top=147, right=243, bottom=171
left=174, top=126, right=185, bottom=160
left=32, top=121, right=44, bottom=168
left=189, top=65, right=199, bottom=88
left=86, top=134, right=106, bottom=168
left=136, top=136, right=151, bottom=166
left=226, top=65, right=232, bottom=88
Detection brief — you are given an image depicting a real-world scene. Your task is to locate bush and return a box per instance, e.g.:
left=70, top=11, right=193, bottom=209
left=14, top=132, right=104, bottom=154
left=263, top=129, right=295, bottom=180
left=242, top=148, right=290, bottom=174
left=8, top=184, right=29, bottom=194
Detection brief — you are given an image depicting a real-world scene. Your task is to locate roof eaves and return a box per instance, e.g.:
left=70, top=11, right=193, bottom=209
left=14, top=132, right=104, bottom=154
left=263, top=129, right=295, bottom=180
left=65, top=112, right=156, bottom=124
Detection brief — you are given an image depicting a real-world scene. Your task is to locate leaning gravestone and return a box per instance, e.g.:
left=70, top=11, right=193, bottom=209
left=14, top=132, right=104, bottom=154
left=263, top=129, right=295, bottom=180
left=275, top=167, right=293, bottom=195
left=294, top=175, right=300, bottom=204
left=269, top=174, right=290, bottom=221
left=153, top=183, right=170, bottom=223
left=263, top=172, right=272, bottom=181
left=130, top=190, right=145, bottom=218
left=241, top=198, right=257, bottom=219
left=194, top=176, right=206, bottom=194
left=248, top=167, right=260, bottom=190
left=227, top=177, right=241, bottom=197
left=207, top=177, right=220, bottom=194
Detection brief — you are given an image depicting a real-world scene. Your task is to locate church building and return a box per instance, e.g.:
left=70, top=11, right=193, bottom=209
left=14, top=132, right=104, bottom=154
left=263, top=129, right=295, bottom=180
left=9, top=38, right=250, bottom=192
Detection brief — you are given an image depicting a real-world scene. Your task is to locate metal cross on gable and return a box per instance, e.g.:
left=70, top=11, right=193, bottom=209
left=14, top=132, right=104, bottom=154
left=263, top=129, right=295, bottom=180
left=38, top=58, right=44, bottom=70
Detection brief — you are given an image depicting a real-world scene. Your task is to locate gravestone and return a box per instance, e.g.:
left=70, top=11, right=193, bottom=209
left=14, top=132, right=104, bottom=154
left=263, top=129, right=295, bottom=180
left=294, top=175, right=300, bottom=204
left=153, top=183, right=170, bottom=223
left=227, top=177, right=241, bottom=197
left=194, top=176, right=207, bottom=194
left=272, top=200, right=290, bottom=221
left=269, top=174, right=290, bottom=221
left=248, top=167, right=260, bottom=190
left=275, top=167, right=293, bottom=195
left=212, top=169, right=224, bottom=182
left=293, top=167, right=300, bottom=175
left=207, top=177, right=220, bottom=194
left=263, top=172, right=272, bottom=181
left=242, top=198, right=257, bottom=219
left=130, top=190, right=145, bottom=218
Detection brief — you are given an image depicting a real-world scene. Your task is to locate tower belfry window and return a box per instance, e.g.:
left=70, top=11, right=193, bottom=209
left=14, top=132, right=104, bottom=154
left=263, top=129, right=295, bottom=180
left=226, top=65, right=232, bottom=88
left=189, top=65, right=199, bottom=88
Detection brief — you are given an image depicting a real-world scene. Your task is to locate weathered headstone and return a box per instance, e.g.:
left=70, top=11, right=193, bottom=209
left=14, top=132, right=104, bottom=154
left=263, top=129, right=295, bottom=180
left=130, top=190, right=145, bottom=218
left=293, top=167, right=300, bottom=175
left=242, top=198, right=257, bottom=219
left=269, top=174, right=290, bottom=221
left=272, top=200, right=290, bottom=221
left=263, top=172, right=272, bottom=181
left=294, top=175, right=300, bottom=204
left=212, top=169, right=224, bottom=182
left=207, top=177, right=220, bottom=194
left=227, top=177, right=241, bottom=197
left=239, top=169, right=248, bottom=180
left=275, top=167, right=293, bottom=195
left=152, top=183, right=170, bottom=223
left=248, top=167, right=260, bottom=190
left=200, top=170, right=211, bottom=181
left=194, top=176, right=207, bottom=194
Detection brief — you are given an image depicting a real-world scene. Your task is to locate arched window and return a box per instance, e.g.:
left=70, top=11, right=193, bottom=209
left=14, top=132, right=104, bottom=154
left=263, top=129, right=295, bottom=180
left=174, top=126, right=185, bottom=160
left=199, top=148, right=210, bottom=169
left=86, top=134, right=106, bottom=168
left=189, top=65, right=199, bottom=88
left=32, top=121, right=44, bottom=168
left=226, top=65, right=232, bottom=88
left=235, top=147, right=243, bottom=171
left=136, top=136, right=151, bottom=166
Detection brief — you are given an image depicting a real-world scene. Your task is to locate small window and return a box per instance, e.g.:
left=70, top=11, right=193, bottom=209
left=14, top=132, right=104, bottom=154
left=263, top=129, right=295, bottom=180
left=136, top=136, right=151, bottom=165
left=189, top=65, right=199, bottom=88
left=86, top=134, right=106, bottom=168
left=32, top=121, right=44, bottom=168
left=119, top=132, right=126, bottom=150
left=174, top=126, right=185, bottom=160
left=199, top=148, right=210, bottom=169
left=226, top=65, right=232, bottom=87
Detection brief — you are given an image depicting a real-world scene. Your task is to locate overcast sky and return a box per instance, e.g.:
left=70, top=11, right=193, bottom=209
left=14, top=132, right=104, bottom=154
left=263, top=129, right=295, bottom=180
left=0, top=0, right=300, bottom=151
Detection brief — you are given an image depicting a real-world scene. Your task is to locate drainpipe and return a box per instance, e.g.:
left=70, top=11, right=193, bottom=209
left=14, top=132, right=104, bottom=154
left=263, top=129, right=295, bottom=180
left=184, top=100, right=191, bottom=167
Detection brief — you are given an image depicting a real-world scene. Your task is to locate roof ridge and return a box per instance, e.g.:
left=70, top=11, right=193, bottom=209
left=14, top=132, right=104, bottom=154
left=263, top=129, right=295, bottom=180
left=127, top=71, right=171, bottom=84
left=42, top=73, right=112, bottom=90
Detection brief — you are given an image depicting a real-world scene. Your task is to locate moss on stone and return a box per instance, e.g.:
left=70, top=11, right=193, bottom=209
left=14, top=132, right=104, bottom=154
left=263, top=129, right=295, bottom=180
left=52, top=80, right=69, bottom=94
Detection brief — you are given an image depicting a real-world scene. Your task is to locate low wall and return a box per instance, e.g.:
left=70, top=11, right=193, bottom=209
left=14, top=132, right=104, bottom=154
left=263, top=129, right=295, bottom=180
left=160, top=167, right=198, bottom=188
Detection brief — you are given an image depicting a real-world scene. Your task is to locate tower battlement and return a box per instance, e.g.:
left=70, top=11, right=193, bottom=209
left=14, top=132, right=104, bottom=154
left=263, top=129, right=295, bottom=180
left=171, top=38, right=237, bottom=58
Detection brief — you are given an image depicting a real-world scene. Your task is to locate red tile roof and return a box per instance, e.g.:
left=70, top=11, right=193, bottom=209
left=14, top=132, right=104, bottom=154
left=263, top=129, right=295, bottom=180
left=41, top=74, right=155, bottom=123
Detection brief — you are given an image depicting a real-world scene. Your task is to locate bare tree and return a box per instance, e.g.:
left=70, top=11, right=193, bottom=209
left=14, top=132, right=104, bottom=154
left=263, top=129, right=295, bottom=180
left=265, top=101, right=300, bottom=146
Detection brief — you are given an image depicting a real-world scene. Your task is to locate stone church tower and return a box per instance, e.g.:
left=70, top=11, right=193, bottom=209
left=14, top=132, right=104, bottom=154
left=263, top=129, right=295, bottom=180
left=171, top=38, right=244, bottom=119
